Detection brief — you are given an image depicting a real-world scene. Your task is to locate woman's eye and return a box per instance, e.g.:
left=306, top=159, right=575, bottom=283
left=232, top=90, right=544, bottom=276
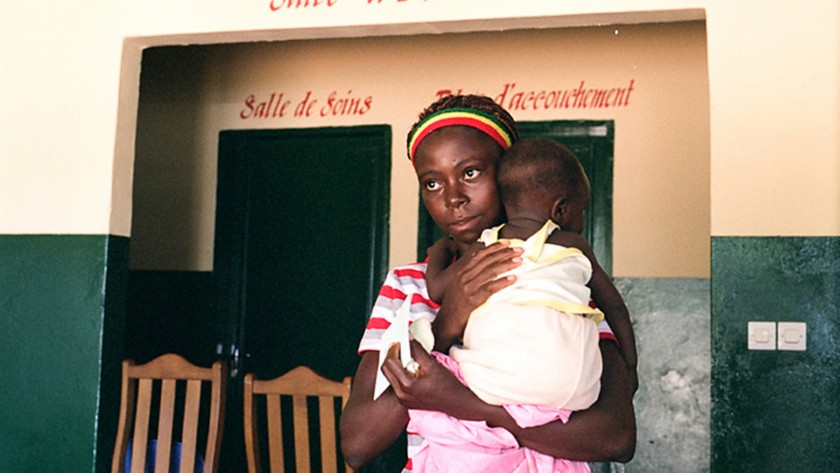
left=464, top=168, right=481, bottom=180
left=425, top=180, right=439, bottom=191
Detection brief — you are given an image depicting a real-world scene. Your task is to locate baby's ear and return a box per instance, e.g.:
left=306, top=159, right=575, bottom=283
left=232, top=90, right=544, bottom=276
left=552, top=197, right=567, bottom=222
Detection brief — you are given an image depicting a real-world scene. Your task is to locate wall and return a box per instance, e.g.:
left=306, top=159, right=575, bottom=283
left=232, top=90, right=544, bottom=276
left=0, top=236, right=127, bottom=473
left=0, top=2, right=838, bottom=473
left=618, top=278, right=711, bottom=472
left=1, top=3, right=837, bottom=238
left=130, top=22, right=710, bottom=278
left=711, top=238, right=840, bottom=471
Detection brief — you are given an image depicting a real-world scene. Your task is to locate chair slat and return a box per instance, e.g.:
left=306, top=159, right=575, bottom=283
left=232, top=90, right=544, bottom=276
left=203, top=363, right=225, bottom=473
left=130, top=379, right=153, bottom=473
left=111, top=362, right=136, bottom=473
left=179, top=379, right=201, bottom=473
left=266, top=394, right=284, bottom=473
left=243, top=374, right=261, bottom=473
left=292, top=395, right=310, bottom=473
left=319, top=396, right=338, bottom=473
left=154, top=379, right=177, bottom=473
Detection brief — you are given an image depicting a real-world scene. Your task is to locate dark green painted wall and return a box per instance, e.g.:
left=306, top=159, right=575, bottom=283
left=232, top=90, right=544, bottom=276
left=2, top=233, right=838, bottom=472
left=0, top=235, right=127, bottom=473
left=712, top=237, right=840, bottom=472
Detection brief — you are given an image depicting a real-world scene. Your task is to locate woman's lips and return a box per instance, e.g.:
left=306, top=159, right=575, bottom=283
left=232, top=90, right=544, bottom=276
left=448, top=215, right=479, bottom=233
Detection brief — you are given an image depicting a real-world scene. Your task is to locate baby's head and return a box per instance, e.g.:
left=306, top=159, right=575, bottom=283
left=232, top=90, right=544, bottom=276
left=498, top=137, right=590, bottom=233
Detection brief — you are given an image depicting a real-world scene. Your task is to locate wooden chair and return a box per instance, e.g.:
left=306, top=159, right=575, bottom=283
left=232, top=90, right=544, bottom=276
left=111, top=353, right=227, bottom=473
left=244, top=366, right=353, bottom=473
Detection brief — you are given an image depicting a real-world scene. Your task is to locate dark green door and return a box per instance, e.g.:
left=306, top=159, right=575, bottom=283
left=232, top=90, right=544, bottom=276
left=214, top=126, right=391, bottom=471
left=417, top=120, right=614, bottom=274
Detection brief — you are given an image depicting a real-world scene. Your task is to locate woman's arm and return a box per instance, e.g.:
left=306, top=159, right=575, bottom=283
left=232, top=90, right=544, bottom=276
left=339, top=351, right=409, bottom=469
left=383, top=339, right=636, bottom=462
left=496, top=340, right=637, bottom=462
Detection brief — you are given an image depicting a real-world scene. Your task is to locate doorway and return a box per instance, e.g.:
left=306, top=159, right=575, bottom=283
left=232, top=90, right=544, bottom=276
left=213, top=125, right=391, bottom=469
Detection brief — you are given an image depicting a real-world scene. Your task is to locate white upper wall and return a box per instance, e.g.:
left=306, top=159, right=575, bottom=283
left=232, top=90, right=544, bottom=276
left=0, top=0, right=838, bottom=237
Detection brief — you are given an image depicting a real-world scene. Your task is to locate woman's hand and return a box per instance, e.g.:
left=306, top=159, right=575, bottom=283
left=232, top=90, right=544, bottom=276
left=381, top=341, right=487, bottom=419
left=432, top=241, right=523, bottom=351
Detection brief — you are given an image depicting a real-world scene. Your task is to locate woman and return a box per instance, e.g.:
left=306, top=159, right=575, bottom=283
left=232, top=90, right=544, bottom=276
left=340, top=94, right=636, bottom=472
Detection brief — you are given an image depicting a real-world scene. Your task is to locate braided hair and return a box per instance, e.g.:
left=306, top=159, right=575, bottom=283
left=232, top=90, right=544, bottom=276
left=406, top=94, right=520, bottom=160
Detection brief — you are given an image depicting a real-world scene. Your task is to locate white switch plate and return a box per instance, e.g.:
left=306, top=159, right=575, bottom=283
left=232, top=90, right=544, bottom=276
left=777, top=322, right=807, bottom=351
left=748, top=321, right=776, bottom=350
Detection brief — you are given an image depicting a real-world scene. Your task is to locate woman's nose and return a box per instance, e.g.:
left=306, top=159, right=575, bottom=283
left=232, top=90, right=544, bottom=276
left=444, top=185, right=467, bottom=208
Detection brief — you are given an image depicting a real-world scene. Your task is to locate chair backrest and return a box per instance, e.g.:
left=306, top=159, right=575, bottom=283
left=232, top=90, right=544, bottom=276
left=111, top=353, right=227, bottom=473
left=244, top=366, right=353, bottom=473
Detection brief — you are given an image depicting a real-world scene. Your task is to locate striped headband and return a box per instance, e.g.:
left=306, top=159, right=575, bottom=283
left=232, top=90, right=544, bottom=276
left=407, top=108, right=515, bottom=164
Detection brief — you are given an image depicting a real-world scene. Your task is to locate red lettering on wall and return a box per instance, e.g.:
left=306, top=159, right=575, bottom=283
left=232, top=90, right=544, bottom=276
left=294, top=91, right=317, bottom=117
left=320, top=90, right=373, bottom=117
left=494, top=80, right=636, bottom=111
left=269, top=0, right=336, bottom=11
left=435, top=89, right=463, bottom=101
left=241, top=95, right=256, bottom=119
left=240, top=90, right=373, bottom=121
left=240, top=93, right=291, bottom=119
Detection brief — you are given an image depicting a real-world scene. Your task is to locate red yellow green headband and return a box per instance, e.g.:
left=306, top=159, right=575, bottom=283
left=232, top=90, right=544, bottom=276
left=407, top=108, right=515, bottom=164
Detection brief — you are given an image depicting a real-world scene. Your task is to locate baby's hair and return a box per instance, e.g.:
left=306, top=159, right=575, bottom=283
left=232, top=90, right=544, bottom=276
left=406, top=94, right=520, bottom=155
left=498, top=137, right=590, bottom=209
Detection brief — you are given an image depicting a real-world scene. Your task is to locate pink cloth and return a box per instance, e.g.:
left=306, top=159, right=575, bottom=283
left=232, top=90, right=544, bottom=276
left=407, top=353, right=591, bottom=473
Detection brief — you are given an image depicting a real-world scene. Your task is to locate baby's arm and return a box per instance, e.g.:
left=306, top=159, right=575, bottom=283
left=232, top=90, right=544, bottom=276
left=425, top=237, right=458, bottom=303
left=550, top=231, right=639, bottom=392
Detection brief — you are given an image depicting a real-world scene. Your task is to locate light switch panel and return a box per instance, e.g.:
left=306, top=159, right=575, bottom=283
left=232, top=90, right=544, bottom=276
left=748, top=321, right=776, bottom=350
left=777, top=322, right=806, bottom=351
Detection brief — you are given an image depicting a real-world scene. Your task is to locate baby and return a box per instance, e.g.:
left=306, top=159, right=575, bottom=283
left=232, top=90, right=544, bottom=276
left=426, top=137, right=637, bottom=410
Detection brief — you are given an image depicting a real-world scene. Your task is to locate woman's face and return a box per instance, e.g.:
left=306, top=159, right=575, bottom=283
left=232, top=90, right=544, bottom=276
left=413, top=126, right=504, bottom=250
